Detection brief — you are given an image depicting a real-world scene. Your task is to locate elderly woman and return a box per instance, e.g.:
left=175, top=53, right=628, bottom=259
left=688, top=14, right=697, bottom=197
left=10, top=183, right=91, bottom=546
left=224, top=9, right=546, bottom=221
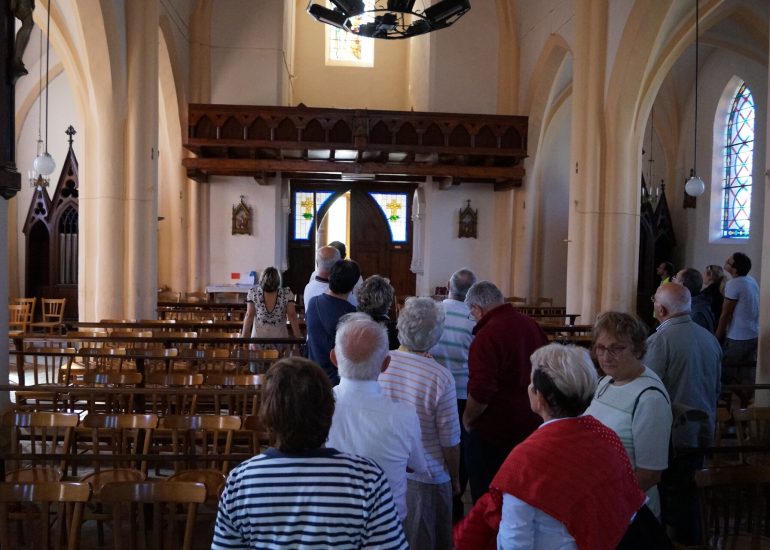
left=213, top=357, right=407, bottom=549
left=584, top=311, right=672, bottom=519
left=379, top=297, right=460, bottom=550
left=240, top=267, right=301, bottom=342
left=355, top=275, right=399, bottom=349
left=455, top=344, right=646, bottom=550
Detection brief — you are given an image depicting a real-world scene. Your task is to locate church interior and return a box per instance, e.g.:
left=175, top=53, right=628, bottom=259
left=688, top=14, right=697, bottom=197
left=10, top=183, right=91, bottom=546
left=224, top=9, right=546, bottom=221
left=0, top=0, right=769, bottom=545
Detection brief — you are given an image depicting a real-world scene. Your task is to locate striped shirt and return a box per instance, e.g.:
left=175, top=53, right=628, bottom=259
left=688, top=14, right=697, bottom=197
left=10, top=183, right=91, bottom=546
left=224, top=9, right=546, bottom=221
left=429, top=299, right=475, bottom=399
left=378, top=350, right=461, bottom=484
left=212, top=448, right=408, bottom=549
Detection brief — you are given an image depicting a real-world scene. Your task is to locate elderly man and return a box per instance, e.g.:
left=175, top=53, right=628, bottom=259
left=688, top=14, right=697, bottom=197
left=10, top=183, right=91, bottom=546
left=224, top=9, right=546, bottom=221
left=379, top=297, right=460, bottom=550
left=674, top=267, right=715, bottom=332
left=716, top=252, right=759, bottom=388
left=305, top=259, right=359, bottom=385
left=647, top=282, right=722, bottom=545
left=213, top=357, right=407, bottom=549
left=306, top=241, right=360, bottom=306
left=303, top=246, right=342, bottom=307
left=327, top=313, right=427, bottom=521
left=429, top=267, right=476, bottom=521
left=463, top=281, right=547, bottom=502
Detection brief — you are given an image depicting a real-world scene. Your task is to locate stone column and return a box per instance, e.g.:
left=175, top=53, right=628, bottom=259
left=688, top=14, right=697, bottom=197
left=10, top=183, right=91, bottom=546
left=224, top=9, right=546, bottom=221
left=566, top=0, right=607, bottom=322
left=124, top=0, right=159, bottom=319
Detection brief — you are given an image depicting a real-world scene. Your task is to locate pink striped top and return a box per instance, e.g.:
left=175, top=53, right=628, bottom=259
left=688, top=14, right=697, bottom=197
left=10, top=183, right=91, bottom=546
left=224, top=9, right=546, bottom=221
left=378, top=350, right=460, bottom=484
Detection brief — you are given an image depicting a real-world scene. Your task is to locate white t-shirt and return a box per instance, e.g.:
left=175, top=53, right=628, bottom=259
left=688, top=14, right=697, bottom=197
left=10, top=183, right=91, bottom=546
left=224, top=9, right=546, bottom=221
left=724, top=275, right=759, bottom=340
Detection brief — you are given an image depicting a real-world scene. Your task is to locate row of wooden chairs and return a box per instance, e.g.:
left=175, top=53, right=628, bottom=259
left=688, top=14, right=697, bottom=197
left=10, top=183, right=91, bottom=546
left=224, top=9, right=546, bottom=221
left=9, top=298, right=67, bottom=335
left=0, top=479, right=207, bottom=550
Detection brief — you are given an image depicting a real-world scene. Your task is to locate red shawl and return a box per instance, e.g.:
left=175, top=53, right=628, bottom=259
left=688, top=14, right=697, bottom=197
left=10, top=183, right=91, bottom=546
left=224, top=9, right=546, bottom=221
left=454, top=416, right=644, bottom=550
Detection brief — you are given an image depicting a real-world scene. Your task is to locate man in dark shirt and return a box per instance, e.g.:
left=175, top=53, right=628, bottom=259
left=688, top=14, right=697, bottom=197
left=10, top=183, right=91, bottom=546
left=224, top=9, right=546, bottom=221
left=305, top=259, right=360, bottom=385
left=674, top=267, right=715, bottom=333
left=462, top=281, right=548, bottom=502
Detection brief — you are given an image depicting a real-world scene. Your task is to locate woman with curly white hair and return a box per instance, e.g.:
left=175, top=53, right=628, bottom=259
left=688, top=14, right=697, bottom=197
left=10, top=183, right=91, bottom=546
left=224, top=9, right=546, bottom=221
left=379, top=297, right=461, bottom=550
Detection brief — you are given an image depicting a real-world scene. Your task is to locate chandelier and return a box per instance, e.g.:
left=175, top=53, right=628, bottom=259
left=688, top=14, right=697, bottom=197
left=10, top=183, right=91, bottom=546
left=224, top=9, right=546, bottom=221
left=307, top=0, right=471, bottom=40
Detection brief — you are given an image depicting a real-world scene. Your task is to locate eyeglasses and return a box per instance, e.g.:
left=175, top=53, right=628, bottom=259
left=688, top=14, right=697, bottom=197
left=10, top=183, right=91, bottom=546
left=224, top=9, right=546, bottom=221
left=593, top=344, right=628, bottom=357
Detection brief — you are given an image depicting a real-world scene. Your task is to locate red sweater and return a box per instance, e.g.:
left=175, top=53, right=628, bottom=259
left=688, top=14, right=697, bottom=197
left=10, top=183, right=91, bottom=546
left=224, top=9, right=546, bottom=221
left=467, top=304, right=547, bottom=448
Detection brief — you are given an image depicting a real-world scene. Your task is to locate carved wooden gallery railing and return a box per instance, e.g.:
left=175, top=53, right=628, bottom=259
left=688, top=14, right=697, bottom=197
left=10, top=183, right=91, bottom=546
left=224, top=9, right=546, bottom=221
left=183, top=104, right=528, bottom=190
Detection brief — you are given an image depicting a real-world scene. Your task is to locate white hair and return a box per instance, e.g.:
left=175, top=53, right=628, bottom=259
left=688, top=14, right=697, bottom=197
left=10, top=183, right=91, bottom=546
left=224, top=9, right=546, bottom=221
left=335, top=313, right=389, bottom=380
left=465, top=281, right=504, bottom=310
left=396, top=297, right=445, bottom=352
left=530, top=344, right=598, bottom=416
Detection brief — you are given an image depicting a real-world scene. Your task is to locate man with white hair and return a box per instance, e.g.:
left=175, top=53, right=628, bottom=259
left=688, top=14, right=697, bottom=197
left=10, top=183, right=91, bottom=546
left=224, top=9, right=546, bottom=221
left=303, top=246, right=346, bottom=307
left=463, top=281, right=548, bottom=503
left=647, top=282, right=721, bottom=545
left=327, top=313, right=427, bottom=521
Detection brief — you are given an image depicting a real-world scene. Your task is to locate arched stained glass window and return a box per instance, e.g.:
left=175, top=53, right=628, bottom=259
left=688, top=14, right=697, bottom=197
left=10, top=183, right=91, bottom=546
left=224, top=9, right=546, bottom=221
left=293, top=191, right=333, bottom=240
left=721, top=82, right=754, bottom=239
left=326, top=1, right=374, bottom=66
left=369, top=192, right=408, bottom=242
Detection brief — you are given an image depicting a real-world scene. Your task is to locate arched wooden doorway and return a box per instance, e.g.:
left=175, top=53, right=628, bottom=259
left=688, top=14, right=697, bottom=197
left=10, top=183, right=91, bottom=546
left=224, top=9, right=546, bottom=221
left=285, top=184, right=416, bottom=302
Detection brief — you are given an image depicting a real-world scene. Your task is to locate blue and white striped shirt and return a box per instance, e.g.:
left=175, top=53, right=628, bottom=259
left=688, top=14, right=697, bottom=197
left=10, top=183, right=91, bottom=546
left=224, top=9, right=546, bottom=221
left=430, top=299, right=475, bottom=399
left=212, top=447, right=408, bottom=549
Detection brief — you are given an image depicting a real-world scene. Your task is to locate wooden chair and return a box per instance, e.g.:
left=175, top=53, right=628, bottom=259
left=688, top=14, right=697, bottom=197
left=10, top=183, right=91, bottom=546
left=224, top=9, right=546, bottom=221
left=241, top=414, right=271, bottom=456
left=30, top=299, right=67, bottom=334
left=203, top=373, right=261, bottom=417
left=156, top=414, right=242, bottom=475
left=535, top=296, right=554, bottom=307
left=79, top=371, right=143, bottom=414
left=2, top=412, right=79, bottom=482
left=695, top=465, right=770, bottom=549
left=504, top=296, right=527, bottom=305
left=99, top=481, right=206, bottom=550
left=8, top=304, right=28, bottom=336
left=0, top=481, right=91, bottom=550
left=733, top=407, right=770, bottom=464
left=14, top=297, right=36, bottom=325
left=145, top=373, right=204, bottom=416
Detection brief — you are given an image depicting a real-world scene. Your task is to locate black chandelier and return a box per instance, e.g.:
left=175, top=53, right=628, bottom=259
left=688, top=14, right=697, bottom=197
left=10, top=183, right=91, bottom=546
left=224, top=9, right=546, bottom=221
left=307, top=0, right=471, bottom=40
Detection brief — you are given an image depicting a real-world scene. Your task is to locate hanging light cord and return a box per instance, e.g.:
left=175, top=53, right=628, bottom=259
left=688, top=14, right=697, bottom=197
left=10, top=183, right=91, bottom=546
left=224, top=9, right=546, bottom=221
left=44, top=0, right=52, bottom=155
left=37, top=19, right=43, bottom=145
left=693, top=0, right=699, bottom=174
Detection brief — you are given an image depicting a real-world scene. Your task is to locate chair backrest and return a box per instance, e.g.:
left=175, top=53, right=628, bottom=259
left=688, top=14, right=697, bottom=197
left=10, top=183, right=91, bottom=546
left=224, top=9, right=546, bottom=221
left=2, top=412, right=79, bottom=481
left=505, top=296, right=527, bottom=305
left=80, top=370, right=143, bottom=414
left=99, top=481, right=206, bottom=550
left=41, top=299, right=66, bottom=322
left=14, top=297, right=36, bottom=324
left=0, top=481, right=91, bottom=550
left=80, top=413, right=159, bottom=474
left=204, top=373, right=261, bottom=416
left=733, top=407, right=770, bottom=464
left=159, top=414, right=241, bottom=473
left=535, top=296, right=554, bottom=307
left=696, top=465, right=770, bottom=549
left=243, top=414, right=271, bottom=455
left=8, top=304, right=28, bottom=333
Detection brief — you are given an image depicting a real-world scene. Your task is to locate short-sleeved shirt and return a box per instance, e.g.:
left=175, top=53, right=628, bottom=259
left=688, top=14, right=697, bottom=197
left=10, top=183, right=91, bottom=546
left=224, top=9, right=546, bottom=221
left=724, top=275, right=759, bottom=340
left=429, top=299, right=475, bottom=400
left=246, top=286, right=292, bottom=337
left=584, top=368, right=672, bottom=517
left=378, top=350, right=460, bottom=484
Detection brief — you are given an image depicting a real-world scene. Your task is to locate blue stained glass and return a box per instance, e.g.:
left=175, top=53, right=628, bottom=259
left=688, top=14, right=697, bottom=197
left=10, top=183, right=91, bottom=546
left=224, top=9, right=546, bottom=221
left=721, top=82, right=754, bottom=239
left=369, top=192, right=408, bottom=242
left=293, top=191, right=334, bottom=240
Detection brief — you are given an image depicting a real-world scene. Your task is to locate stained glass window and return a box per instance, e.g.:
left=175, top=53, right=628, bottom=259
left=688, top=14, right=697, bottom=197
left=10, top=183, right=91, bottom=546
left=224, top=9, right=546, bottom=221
left=369, top=192, right=407, bottom=242
left=721, top=82, right=754, bottom=239
left=326, top=1, right=374, bottom=66
left=294, top=191, right=333, bottom=240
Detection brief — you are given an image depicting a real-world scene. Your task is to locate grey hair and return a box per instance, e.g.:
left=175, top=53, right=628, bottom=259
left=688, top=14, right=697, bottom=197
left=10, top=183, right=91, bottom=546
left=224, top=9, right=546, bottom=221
left=656, top=282, right=691, bottom=315
left=678, top=268, right=703, bottom=297
left=530, top=344, right=598, bottom=417
left=316, top=247, right=341, bottom=273
left=396, top=297, right=446, bottom=352
left=356, top=275, right=394, bottom=317
left=465, top=281, right=504, bottom=310
left=335, top=313, right=389, bottom=381
left=449, top=268, right=477, bottom=301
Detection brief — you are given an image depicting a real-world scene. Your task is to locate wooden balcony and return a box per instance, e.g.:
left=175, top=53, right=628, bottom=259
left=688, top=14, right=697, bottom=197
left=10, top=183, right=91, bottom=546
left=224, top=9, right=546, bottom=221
left=183, top=104, right=528, bottom=190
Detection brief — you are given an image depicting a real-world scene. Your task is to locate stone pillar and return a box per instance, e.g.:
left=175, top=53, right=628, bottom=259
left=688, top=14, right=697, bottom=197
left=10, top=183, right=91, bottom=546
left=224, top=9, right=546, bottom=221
left=124, top=0, right=159, bottom=319
left=566, top=0, right=607, bottom=322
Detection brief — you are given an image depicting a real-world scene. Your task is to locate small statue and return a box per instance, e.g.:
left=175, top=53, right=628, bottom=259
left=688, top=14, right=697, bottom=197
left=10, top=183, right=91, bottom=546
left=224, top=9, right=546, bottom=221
left=11, top=0, right=35, bottom=81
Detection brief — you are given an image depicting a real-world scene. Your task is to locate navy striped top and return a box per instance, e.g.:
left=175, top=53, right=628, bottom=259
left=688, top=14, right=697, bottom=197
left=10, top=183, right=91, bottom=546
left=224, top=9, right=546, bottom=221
left=212, top=447, right=408, bottom=549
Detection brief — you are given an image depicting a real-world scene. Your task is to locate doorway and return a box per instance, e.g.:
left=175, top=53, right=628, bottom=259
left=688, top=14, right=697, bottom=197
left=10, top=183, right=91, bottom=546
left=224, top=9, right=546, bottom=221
left=285, top=185, right=416, bottom=302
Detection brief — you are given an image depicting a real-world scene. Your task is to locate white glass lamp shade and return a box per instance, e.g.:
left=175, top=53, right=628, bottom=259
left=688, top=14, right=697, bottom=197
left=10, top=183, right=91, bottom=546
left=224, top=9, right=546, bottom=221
left=33, top=152, right=56, bottom=176
left=685, top=175, right=706, bottom=197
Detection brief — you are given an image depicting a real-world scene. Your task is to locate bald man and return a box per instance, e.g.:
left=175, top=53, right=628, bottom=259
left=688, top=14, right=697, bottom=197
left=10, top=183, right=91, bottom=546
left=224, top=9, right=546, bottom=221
left=647, top=282, right=721, bottom=545
left=327, top=313, right=426, bottom=521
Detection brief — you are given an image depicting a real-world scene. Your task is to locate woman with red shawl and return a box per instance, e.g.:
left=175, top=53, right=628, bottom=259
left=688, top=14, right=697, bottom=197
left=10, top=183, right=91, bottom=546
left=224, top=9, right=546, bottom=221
left=454, top=344, right=646, bottom=549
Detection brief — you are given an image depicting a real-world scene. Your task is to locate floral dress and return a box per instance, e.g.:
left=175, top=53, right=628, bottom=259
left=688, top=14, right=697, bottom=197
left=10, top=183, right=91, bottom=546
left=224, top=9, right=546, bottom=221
left=247, top=286, right=292, bottom=339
